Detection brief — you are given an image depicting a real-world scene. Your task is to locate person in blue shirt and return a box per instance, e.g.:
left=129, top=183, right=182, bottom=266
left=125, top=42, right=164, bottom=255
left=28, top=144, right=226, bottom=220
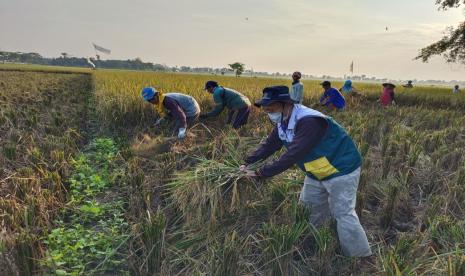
left=319, top=81, right=345, bottom=110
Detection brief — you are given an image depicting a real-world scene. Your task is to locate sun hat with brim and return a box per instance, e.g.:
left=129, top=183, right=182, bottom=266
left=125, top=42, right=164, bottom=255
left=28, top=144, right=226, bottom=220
left=254, top=86, right=293, bottom=107
left=382, top=83, right=396, bottom=88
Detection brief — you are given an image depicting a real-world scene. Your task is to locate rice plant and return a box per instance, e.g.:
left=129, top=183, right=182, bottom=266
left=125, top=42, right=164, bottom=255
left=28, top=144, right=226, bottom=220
left=257, top=222, right=308, bottom=275
left=2, top=66, right=465, bottom=274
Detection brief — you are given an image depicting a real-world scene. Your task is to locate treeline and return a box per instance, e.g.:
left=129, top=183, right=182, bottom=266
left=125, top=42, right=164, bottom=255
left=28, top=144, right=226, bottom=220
left=0, top=51, right=169, bottom=71
left=0, top=51, right=271, bottom=76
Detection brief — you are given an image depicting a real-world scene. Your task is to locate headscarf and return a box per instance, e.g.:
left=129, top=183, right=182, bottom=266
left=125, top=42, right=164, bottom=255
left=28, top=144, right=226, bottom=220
left=341, top=80, right=353, bottom=92
left=154, top=91, right=166, bottom=117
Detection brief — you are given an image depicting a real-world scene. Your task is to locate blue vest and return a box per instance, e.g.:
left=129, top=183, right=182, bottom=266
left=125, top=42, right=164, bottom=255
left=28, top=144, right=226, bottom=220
left=165, top=93, right=200, bottom=118
left=278, top=104, right=361, bottom=181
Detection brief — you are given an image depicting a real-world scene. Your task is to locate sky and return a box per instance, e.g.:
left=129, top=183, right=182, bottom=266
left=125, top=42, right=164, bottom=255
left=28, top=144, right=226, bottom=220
left=1, top=0, right=465, bottom=81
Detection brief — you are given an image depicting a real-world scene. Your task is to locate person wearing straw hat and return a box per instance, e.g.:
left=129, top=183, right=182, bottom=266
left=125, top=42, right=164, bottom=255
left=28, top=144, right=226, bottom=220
left=379, top=83, right=396, bottom=107
left=200, top=81, right=251, bottom=129
left=240, top=86, right=372, bottom=257
left=141, top=87, right=200, bottom=139
left=291, top=71, right=304, bottom=104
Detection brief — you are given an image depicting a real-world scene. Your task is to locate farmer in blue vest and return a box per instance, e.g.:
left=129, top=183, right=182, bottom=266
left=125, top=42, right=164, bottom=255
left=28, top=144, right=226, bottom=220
left=240, top=86, right=372, bottom=257
left=141, top=87, right=200, bottom=139
left=320, top=80, right=345, bottom=110
left=199, top=81, right=251, bottom=129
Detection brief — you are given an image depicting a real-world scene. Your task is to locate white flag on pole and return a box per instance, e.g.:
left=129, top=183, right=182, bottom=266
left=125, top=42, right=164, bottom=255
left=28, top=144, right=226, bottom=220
left=92, top=43, right=111, bottom=55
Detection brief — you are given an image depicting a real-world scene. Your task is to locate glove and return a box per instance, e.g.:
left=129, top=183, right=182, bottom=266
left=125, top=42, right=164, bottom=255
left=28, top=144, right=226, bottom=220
left=154, top=117, right=164, bottom=127
left=245, top=169, right=257, bottom=177
left=177, top=128, right=187, bottom=139
left=199, top=114, right=208, bottom=119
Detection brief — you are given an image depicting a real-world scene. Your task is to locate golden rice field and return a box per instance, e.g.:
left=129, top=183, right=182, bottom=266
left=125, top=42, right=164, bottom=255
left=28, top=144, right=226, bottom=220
left=1, top=65, right=465, bottom=275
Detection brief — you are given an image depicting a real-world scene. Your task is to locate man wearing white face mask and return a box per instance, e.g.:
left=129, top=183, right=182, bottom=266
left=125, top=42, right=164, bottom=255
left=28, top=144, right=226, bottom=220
left=240, top=86, right=372, bottom=258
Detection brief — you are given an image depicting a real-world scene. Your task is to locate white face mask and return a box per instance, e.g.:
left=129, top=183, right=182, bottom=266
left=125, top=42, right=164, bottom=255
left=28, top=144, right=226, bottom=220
left=267, top=112, right=282, bottom=124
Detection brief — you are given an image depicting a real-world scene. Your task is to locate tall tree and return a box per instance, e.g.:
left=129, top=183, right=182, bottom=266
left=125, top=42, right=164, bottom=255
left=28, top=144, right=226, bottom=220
left=416, top=0, right=465, bottom=63
left=229, top=62, right=245, bottom=77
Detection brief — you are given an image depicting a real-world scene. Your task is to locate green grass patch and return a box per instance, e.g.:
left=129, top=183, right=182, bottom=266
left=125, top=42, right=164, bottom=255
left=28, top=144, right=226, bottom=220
left=43, top=138, right=129, bottom=275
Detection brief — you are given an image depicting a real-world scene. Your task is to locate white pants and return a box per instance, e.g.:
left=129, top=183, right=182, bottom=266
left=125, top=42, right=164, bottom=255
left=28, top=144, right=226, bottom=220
left=299, top=167, right=372, bottom=257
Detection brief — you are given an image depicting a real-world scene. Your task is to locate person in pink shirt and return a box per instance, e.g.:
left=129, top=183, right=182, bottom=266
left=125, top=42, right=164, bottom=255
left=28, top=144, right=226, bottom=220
left=379, top=83, right=396, bottom=107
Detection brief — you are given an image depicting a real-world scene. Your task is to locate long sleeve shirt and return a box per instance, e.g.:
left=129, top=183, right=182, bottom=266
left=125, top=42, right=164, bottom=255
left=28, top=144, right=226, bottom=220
left=205, top=87, right=251, bottom=117
left=163, top=96, right=187, bottom=130
left=380, top=88, right=395, bottom=106
left=291, top=81, right=304, bottom=104
left=245, top=116, right=328, bottom=178
left=319, top=88, right=345, bottom=109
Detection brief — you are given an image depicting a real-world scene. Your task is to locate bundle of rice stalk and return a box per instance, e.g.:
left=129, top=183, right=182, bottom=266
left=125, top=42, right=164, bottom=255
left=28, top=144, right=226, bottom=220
left=166, top=156, right=261, bottom=227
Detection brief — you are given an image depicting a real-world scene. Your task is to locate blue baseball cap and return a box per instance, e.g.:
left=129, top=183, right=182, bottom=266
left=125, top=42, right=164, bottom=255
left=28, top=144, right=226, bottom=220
left=141, top=87, right=158, bottom=101
left=254, top=86, right=293, bottom=107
